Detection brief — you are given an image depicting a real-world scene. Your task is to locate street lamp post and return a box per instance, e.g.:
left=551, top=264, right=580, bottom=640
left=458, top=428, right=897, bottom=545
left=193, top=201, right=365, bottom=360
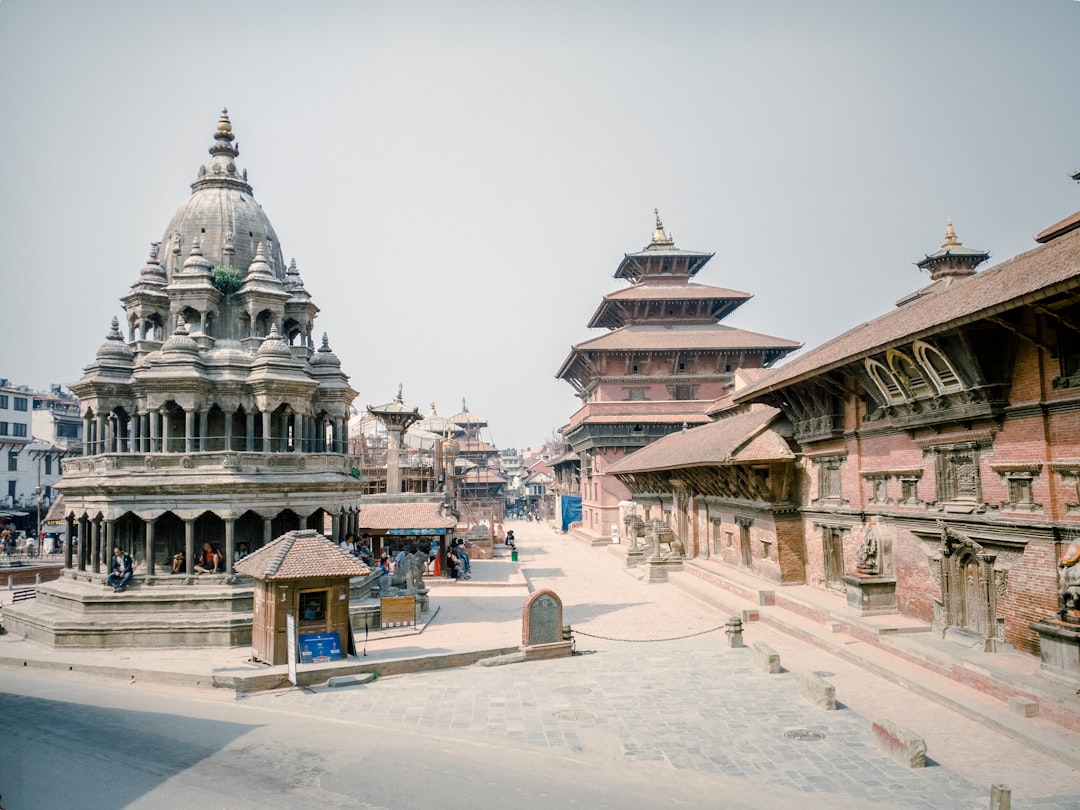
left=34, top=485, right=42, bottom=557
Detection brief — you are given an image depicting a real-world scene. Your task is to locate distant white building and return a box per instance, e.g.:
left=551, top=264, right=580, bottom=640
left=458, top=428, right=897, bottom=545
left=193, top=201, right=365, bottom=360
left=0, top=380, right=78, bottom=532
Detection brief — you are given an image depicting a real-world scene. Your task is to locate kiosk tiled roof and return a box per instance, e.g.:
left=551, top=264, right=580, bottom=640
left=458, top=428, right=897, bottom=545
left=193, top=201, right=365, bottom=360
left=235, top=530, right=371, bottom=580
left=357, top=502, right=457, bottom=530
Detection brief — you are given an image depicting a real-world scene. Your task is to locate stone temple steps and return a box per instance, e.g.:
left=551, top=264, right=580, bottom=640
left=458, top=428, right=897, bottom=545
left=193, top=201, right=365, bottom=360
left=3, top=576, right=253, bottom=649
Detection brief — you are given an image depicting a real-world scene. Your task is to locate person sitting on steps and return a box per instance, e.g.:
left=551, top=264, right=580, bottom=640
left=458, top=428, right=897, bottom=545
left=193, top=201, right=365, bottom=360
left=171, top=549, right=186, bottom=574
left=108, top=547, right=134, bottom=592
left=194, top=542, right=222, bottom=574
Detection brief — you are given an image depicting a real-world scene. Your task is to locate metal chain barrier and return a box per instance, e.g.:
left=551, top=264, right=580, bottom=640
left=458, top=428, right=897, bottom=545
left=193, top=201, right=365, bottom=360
left=571, top=624, right=727, bottom=643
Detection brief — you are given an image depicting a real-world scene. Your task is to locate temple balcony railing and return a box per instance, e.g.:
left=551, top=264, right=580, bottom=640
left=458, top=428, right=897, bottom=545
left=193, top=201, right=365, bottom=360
left=61, top=451, right=361, bottom=478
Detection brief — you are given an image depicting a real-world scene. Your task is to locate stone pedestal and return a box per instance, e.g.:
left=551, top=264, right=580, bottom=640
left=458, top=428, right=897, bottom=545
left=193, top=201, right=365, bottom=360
left=843, top=573, right=897, bottom=616
left=625, top=549, right=645, bottom=568
left=1031, top=617, right=1080, bottom=683
left=645, top=557, right=683, bottom=583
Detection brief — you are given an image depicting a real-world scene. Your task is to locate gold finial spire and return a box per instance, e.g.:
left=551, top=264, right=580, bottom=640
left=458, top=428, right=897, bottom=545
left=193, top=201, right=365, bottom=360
left=217, top=107, right=232, bottom=134
left=650, top=209, right=674, bottom=247
left=942, top=217, right=960, bottom=249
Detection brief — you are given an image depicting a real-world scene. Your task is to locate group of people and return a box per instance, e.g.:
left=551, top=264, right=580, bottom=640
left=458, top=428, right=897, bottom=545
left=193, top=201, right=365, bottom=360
left=170, top=541, right=250, bottom=575
left=446, top=537, right=472, bottom=580
left=339, top=533, right=376, bottom=567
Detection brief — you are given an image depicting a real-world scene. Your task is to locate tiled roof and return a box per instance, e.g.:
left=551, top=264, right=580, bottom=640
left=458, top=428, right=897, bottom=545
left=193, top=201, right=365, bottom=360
left=357, top=502, right=457, bottom=530
left=570, top=324, right=801, bottom=353
left=735, top=226, right=1080, bottom=401
left=459, top=440, right=498, bottom=453
left=460, top=469, right=507, bottom=483
left=1036, top=208, right=1080, bottom=244
left=234, top=530, right=371, bottom=580
left=600, top=283, right=751, bottom=302
left=607, top=406, right=788, bottom=474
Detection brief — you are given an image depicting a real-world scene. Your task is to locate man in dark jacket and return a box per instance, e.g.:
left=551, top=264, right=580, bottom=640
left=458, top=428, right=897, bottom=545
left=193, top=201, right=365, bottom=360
left=107, top=547, right=134, bottom=592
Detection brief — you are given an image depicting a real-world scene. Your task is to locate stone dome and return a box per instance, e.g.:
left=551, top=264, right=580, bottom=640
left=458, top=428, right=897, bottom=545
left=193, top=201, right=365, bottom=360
left=96, top=317, right=134, bottom=362
left=256, top=323, right=292, bottom=358
left=161, top=316, right=199, bottom=355
left=309, top=333, right=341, bottom=368
left=157, top=108, right=286, bottom=283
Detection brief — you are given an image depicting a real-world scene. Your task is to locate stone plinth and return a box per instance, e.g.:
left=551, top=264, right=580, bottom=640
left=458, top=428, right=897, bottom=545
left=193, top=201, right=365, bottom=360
left=843, top=573, right=897, bottom=616
left=1, top=573, right=253, bottom=648
left=624, top=549, right=645, bottom=568
left=1031, top=617, right=1080, bottom=683
left=645, top=557, right=683, bottom=583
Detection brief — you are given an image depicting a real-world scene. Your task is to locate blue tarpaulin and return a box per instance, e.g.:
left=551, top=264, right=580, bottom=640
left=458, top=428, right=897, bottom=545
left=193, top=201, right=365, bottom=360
left=560, top=495, right=582, bottom=532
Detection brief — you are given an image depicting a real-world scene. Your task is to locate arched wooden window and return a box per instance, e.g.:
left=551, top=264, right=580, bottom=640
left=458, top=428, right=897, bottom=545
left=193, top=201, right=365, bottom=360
left=865, top=359, right=906, bottom=404
left=887, top=349, right=933, bottom=398
left=913, top=341, right=963, bottom=393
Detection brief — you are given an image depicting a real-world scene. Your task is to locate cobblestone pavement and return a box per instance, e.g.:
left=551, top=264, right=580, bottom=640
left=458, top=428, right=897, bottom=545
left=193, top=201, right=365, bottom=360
left=250, top=521, right=1080, bottom=810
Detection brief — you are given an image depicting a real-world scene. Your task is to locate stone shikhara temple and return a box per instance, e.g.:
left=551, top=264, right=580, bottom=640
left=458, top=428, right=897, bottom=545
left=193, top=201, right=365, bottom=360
left=7, top=110, right=366, bottom=647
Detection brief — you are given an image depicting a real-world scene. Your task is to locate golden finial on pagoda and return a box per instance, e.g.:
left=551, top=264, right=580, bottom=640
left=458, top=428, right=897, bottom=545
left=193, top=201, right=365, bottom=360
left=217, top=107, right=232, bottom=134
left=942, top=217, right=960, bottom=249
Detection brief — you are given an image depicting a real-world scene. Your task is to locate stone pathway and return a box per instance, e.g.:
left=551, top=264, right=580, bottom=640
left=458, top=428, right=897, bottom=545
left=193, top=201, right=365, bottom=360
left=250, top=521, right=1080, bottom=809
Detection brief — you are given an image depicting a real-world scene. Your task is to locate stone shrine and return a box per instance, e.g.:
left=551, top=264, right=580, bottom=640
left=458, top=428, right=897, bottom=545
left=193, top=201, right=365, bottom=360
left=3, top=110, right=366, bottom=648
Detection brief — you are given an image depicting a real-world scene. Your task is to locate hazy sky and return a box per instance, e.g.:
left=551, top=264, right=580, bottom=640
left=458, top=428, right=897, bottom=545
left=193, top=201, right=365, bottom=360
left=2, top=1, right=1079, bottom=450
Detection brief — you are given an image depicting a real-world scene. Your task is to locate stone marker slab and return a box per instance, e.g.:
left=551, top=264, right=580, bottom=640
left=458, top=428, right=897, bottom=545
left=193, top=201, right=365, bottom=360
left=522, top=588, right=573, bottom=660
left=871, top=719, right=926, bottom=768
left=327, top=673, right=375, bottom=688
left=799, top=672, right=836, bottom=710
left=752, top=642, right=781, bottom=674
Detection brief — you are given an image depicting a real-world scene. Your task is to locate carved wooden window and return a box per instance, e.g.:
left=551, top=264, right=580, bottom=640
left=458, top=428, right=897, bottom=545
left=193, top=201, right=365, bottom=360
left=814, top=456, right=845, bottom=502
left=934, top=448, right=981, bottom=505
left=913, top=341, right=963, bottom=394
left=669, top=384, right=696, bottom=401
left=995, top=466, right=1042, bottom=513
left=887, top=349, right=933, bottom=398
left=899, top=475, right=922, bottom=505
left=865, top=359, right=906, bottom=405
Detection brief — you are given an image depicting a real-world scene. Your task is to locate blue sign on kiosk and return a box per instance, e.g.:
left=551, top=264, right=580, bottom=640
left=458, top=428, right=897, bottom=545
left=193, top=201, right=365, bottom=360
left=298, top=632, right=342, bottom=663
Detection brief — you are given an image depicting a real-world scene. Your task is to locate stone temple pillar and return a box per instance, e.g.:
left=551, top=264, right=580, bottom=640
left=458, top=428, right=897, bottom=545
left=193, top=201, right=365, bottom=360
left=144, top=517, right=156, bottom=576
left=386, top=426, right=403, bottom=493
left=91, top=518, right=101, bottom=574
left=184, top=518, right=195, bottom=576
left=64, top=515, right=74, bottom=569
left=224, top=517, right=235, bottom=575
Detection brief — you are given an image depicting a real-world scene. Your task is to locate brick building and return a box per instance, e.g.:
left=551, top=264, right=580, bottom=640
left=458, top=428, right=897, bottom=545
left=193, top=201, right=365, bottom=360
left=609, top=195, right=1080, bottom=659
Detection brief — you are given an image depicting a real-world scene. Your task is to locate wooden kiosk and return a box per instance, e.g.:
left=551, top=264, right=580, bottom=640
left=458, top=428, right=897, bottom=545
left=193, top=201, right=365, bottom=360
left=235, top=529, right=371, bottom=666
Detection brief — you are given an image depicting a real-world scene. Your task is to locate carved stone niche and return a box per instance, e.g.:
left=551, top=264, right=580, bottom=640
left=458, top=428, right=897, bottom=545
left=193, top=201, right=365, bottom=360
left=920, top=520, right=1019, bottom=652
left=843, top=517, right=897, bottom=616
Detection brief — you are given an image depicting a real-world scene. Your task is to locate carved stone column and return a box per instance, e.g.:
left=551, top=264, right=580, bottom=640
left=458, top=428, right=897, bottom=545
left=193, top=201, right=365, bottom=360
left=144, top=516, right=156, bottom=576
left=184, top=518, right=195, bottom=577
left=224, top=517, right=235, bottom=576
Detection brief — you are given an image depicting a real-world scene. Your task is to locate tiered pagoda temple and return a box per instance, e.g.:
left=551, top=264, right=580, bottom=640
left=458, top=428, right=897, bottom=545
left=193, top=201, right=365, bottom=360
left=556, top=213, right=799, bottom=541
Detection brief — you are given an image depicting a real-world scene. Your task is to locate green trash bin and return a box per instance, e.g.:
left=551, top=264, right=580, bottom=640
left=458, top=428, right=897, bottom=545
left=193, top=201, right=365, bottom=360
left=511, top=550, right=518, bottom=562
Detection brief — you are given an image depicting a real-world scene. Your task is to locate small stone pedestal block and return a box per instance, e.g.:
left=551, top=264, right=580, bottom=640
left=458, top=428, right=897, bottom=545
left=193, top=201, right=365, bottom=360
left=752, top=642, right=780, bottom=673
left=725, top=616, right=743, bottom=648
left=521, top=589, right=573, bottom=661
left=625, top=549, right=646, bottom=569
left=645, top=557, right=683, bottom=583
left=799, top=672, right=836, bottom=710
left=1030, top=618, right=1080, bottom=683
left=871, top=719, right=926, bottom=768
left=842, top=573, right=898, bottom=616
